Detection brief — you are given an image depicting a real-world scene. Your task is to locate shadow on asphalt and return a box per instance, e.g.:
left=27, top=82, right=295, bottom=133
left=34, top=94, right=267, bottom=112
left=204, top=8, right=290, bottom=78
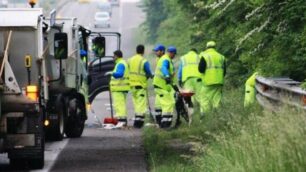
left=50, top=128, right=147, bottom=172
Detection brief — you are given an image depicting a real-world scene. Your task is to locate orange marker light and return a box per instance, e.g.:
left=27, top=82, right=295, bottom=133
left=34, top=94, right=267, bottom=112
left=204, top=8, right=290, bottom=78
left=26, top=85, right=38, bottom=101
left=28, top=0, right=37, bottom=8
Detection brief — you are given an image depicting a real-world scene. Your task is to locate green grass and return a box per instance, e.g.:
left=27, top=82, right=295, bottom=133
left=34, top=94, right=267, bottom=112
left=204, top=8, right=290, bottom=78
left=143, top=87, right=306, bottom=172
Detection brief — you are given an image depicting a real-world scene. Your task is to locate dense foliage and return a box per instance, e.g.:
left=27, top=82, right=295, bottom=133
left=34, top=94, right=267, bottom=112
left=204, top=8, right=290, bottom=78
left=142, top=0, right=306, bottom=85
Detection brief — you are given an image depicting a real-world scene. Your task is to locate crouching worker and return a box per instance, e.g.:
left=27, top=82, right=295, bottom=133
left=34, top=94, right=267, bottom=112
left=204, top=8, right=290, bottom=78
left=244, top=72, right=258, bottom=107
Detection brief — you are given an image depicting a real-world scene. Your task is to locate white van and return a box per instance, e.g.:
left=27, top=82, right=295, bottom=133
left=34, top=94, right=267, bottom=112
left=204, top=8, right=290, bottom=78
left=98, top=2, right=112, bottom=16
left=109, top=0, right=120, bottom=6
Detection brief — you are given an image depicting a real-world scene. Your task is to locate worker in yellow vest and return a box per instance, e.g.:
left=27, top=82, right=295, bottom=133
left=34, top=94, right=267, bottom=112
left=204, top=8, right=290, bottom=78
left=110, top=50, right=130, bottom=127
left=152, top=44, right=166, bottom=125
left=198, top=41, right=226, bottom=116
left=153, top=46, right=177, bottom=128
left=128, top=45, right=154, bottom=128
left=244, top=72, right=258, bottom=107
left=178, top=48, right=202, bottom=115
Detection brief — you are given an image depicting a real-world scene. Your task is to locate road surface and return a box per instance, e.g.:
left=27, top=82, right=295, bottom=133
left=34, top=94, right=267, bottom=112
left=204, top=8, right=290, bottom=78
left=0, top=0, right=148, bottom=171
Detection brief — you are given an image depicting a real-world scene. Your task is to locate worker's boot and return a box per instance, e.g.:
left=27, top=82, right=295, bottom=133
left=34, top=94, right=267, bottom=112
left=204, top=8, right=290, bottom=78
left=133, top=115, right=144, bottom=128
left=116, top=118, right=127, bottom=128
left=161, top=115, right=173, bottom=129
left=155, top=109, right=162, bottom=126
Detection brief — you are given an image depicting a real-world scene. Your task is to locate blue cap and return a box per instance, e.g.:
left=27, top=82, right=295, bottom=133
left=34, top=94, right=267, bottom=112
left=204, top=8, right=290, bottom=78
left=167, top=46, right=177, bottom=54
left=153, top=44, right=165, bottom=52
left=80, top=49, right=87, bottom=56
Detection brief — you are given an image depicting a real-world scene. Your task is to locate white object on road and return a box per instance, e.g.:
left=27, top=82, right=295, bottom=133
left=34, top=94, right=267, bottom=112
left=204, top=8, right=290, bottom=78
left=102, top=122, right=126, bottom=129
left=103, top=123, right=116, bottom=129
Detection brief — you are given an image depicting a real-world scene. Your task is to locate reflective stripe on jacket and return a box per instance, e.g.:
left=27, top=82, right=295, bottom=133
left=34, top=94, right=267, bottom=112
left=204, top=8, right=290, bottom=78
left=110, top=58, right=130, bottom=91
left=128, top=54, right=148, bottom=88
left=181, top=51, right=202, bottom=82
left=200, top=48, right=225, bottom=85
left=153, top=54, right=174, bottom=90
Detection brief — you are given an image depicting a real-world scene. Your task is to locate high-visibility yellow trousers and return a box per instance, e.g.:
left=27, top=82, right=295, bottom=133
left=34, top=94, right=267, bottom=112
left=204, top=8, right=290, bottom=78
left=131, top=87, right=148, bottom=116
left=112, top=91, right=128, bottom=119
left=154, top=91, right=162, bottom=111
left=183, top=77, right=202, bottom=111
left=154, top=87, right=175, bottom=115
left=199, top=84, right=223, bottom=113
left=244, top=85, right=256, bottom=107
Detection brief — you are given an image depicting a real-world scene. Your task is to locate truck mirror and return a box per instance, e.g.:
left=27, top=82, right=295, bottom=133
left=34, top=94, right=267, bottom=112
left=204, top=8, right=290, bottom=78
left=54, top=33, right=68, bottom=60
left=93, top=36, right=105, bottom=58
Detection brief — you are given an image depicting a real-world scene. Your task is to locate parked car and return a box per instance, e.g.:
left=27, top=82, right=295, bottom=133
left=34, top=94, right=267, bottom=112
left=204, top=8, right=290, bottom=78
left=109, top=0, right=120, bottom=6
left=98, top=2, right=112, bottom=16
left=0, top=0, right=8, bottom=8
left=94, top=12, right=111, bottom=28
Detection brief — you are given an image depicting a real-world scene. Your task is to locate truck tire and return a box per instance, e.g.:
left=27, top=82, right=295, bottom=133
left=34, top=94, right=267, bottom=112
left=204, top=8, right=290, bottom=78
left=65, top=97, right=85, bottom=138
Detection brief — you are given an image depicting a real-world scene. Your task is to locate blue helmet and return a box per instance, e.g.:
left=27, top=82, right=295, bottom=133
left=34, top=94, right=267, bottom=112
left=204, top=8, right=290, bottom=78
left=153, top=44, right=166, bottom=52
left=167, top=46, right=177, bottom=54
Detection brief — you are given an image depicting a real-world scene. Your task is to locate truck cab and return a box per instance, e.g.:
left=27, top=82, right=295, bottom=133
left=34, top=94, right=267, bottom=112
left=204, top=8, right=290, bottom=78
left=43, top=16, right=88, bottom=141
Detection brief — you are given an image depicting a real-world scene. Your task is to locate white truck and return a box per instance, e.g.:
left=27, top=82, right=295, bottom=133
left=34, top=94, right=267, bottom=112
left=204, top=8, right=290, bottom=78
left=0, top=8, right=46, bottom=168
left=44, top=16, right=88, bottom=141
left=0, top=8, right=88, bottom=168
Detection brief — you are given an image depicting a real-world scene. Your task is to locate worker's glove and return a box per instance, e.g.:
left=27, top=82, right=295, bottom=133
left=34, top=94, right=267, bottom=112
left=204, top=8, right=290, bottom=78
left=172, top=85, right=179, bottom=92
left=165, top=77, right=171, bottom=84
left=104, top=71, right=113, bottom=76
left=146, top=74, right=154, bottom=79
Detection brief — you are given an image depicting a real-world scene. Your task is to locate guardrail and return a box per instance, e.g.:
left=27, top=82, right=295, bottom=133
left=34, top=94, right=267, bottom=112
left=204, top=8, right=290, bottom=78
left=255, top=76, right=306, bottom=111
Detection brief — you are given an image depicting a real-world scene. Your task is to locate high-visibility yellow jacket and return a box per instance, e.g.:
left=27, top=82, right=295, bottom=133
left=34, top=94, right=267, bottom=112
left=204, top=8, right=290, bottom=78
left=110, top=58, right=130, bottom=92
left=244, top=72, right=258, bottom=107
left=128, top=54, right=148, bottom=88
left=200, top=48, right=225, bottom=85
left=181, top=51, right=202, bottom=82
left=153, top=54, right=174, bottom=90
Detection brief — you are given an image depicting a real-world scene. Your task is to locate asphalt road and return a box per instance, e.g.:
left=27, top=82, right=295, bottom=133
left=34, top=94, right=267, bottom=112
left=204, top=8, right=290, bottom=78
left=0, top=0, right=148, bottom=171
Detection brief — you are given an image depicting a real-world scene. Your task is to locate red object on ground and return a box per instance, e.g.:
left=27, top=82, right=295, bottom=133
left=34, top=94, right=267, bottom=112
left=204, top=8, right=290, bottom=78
left=180, top=91, right=195, bottom=98
left=103, top=117, right=118, bottom=125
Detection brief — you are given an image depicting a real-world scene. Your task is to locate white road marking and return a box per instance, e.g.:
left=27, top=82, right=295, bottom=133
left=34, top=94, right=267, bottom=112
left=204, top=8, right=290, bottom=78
left=31, top=139, right=69, bottom=172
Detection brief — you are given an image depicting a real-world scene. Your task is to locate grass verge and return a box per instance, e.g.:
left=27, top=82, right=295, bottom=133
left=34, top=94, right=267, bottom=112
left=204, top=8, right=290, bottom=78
left=143, top=88, right=306, bottom=172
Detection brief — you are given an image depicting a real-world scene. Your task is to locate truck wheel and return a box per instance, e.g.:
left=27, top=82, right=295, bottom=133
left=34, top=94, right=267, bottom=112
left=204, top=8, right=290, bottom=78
left=65, top=97, right=85, bottom=138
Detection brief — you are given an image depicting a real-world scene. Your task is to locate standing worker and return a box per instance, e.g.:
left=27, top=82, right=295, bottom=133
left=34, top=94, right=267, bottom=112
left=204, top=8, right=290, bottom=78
left=244, top=72, right=258, bottom=107
left=178, top=48, right=202, bottom=114
left=128, top=45, right=154, bottom=128
left=198, top=41, right=226, bottom=116
left=110, top=50, right=130, bottom=127
left=152, top=44, right=166, bottom=125
left=153, top=46, right=177, bottom=128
